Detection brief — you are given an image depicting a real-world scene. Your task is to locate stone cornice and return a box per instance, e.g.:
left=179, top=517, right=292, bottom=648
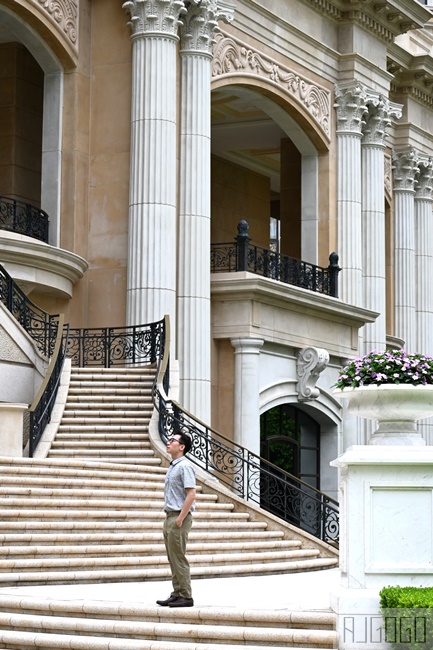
left=212, top=32, right=331, bottom=140
left=123, top=0, right=187, bottom=38
left=302, top=0, right=430, bottom=42
left=388, top=52, right=433, bottom=108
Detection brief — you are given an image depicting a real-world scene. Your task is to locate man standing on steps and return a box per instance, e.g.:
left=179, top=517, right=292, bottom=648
left=156, top=430, right=196, bottom=608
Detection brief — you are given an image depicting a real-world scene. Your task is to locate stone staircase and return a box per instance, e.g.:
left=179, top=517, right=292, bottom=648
left=0, top=364, right=339, bottom=648
left=0, top=594, right=338, bottom=649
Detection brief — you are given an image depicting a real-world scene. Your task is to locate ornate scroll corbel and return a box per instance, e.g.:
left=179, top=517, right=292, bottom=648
left=296, top=346, right=329, bottom=401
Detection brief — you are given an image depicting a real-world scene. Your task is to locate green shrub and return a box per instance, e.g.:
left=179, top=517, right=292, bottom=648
left=380, top=586, right=433, bottom=649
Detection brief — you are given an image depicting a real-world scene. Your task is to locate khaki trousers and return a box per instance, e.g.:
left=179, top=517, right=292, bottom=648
left=163, top=512, right=193, bottom=598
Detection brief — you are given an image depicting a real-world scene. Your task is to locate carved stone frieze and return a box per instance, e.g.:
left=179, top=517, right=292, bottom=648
left=384, top=154, right=392, bottom=198
left=180, top=0, right=234, bottom=54
left=212, top=33, right=331, bottom=139
left=37, top=0, right=78, bottom=46
left=123, top=0, right=187, bottom=37
left=415, top=158, right=433, bottom=201
left=334, top=83, right=368, bottom=135
left=296, top=346, right=329, bottom=402
left=392, top=148, right=419, bottom=192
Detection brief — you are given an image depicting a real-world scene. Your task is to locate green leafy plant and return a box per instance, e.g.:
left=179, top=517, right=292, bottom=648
left=380, top=586, right=433, bottom=649
left=335, top=350, right=433, bottom=389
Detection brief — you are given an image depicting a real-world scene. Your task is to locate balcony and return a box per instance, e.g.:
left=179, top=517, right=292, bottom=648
left=0, top=196, right=87, bottom=298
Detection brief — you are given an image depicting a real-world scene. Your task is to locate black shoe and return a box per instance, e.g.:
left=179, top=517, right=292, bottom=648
left=156, top=595, right=179, bottom=606
left=168, top=596, right=194, bottom=608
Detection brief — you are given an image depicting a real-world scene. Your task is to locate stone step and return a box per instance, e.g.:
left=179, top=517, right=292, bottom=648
left=56, top=424, right=151, bottom=433
left=0, top=487, right=212, bottom=500
left=66, top=398, right=152, bottom=406
left=54, top=433, right=151, bottom=441
left=0, top=539, right=302, bottom=557
left=0, top=507, right=240, bottom=520
left=47, top=450, right=161, bottom=460
left=0, top=530, right=285, bottom=546
left=50, top=441, right=152, bottom=449
left=0, top=520, right=270, bottom=533
left=0, top=608, right=337, bottom=647
left=0, top=548, right=322, bottom=571
left=67, top=388, right=151, bottom=396
left=0, top=460, right=168, bottom=480
left=69, top=380, right=152, bottom=389
left=0, top=557, right=338, bottom=586
left=0, top=475, right=166, bottom=490
left=0, top=497, right=232, bottom=511
left=61, top=412, right=152, bottom=419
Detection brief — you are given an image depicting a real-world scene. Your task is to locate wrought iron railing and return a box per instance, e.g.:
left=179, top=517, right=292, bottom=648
left=0, top=264, right=59, bottom=357
left=29, top=316, right=69, bottom=457
left=0, top=195, right=49, bottom=243
left=153, top=319, right=339, bottom=546
left=67, top=320, right=166, bottom=367
left=211, top=220, right=340, bottom=298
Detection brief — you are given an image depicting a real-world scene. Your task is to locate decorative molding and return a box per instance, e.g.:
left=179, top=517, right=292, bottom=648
left=296, top=346, right=329, bottom=401
left=362, top=95, right=402, bottom=146
left=123, top=0, right=187, bottom=37
left=180, top=0, right=234, bottom=54
left=212, top=33, right=331, bottom=139
left=392, top=148, right=419, bottom=192
left=0, top=325, right=28, bottom=364
left=384, top=154, right=392, bottom=199
left=334, top=82, right=368, bottom=135
left=415, top=158, right=433, bottom=201
left=37, top=0, right=78, bottom=46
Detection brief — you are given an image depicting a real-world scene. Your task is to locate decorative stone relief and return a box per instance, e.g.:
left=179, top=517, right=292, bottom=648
left=180, top=0, right=234, bottom=54
left=415, top=157, right=433, bottom=201
left=334, top=82, right=368, bottom=135
left=384, top=154, right=392, bottom=198
left=296, top=346, right=329, bottom=401
left=392, top=148, right=419, bottom=192
left=212, top=33, right=331, bottom=139
left=123, top=0, right=187, bottom=36
left=37, top=0, right=78, bottom=45
left=362, top=94, right=402, bottom=146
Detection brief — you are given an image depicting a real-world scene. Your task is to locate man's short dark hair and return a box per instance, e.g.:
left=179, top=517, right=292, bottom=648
left=173, top=430, right=192, bottom=455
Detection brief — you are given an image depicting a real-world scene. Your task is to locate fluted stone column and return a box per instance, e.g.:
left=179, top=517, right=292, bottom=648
left=231, top=338, right=264, bottom=456
left=177, top=0, right=234, bottom=422
left=361, top=96, right=402, bottom=354
left=415, top=158, right=433, bottom=355
left=123, top=0, right=186, bottom=337
left=392, top=149, right=419, bottom=352
left=334, top=83, right=368, bottom=308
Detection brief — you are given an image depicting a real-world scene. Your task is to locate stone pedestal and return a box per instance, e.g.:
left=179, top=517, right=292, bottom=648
left=0, top=403, right=27, bottom=457
left=330, top=445, right=433, bottom=649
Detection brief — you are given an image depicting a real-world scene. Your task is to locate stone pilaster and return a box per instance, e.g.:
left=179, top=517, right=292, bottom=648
left=177, top=0, right=234, bottom=422
left=361, top=96, right=402, bottom=355
left=231, top=338, right=264, bottom=456
left=334, top=82, right=368, bottom=307
left=415, top=158, right=433, bottom=355
left=392, top=148, right=419, bottom=352
left=123, top=0, right=187, bottom=337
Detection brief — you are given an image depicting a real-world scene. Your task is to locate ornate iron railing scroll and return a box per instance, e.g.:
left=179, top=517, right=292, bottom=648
left=211, top=220, right=341, bottom=298
left=67, top=319, right=166, bottom=367
left=0, top=195, right=49, bottom=243
left=152, top=324, right=339, bottom=546
left=0, top=264, right=59, bottom=357
left=29, top=316, right=69, bottom=457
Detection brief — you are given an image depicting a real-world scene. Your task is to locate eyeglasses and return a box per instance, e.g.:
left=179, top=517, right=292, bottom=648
left=167, top=438, right=182, bottom=445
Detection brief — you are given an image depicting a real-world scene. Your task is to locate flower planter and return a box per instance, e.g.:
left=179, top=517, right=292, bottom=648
left=333, top=384, right=433, bottom=445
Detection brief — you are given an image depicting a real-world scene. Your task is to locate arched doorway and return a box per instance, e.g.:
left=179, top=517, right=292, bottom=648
left=259, top=403, right=321, bottom=532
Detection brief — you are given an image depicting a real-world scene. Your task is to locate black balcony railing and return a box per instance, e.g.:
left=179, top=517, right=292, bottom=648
left=0, top=264, right=59, bottom=357
left=0, top=195, right=49, bottom=243
left=211, top=220, right=340, bottom=298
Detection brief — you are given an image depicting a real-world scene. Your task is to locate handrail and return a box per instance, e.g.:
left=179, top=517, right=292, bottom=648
left=210, top=220, right=340, bottom=298
left=0, top=195, right=49, bottom=243
left=152, top=323, right=339, bottom=546
left=29, top=315, right=69, bottom=457
left=0, top=264, right=59, bottom=357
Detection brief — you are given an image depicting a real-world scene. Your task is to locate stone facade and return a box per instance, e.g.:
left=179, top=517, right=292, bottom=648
left=1, top=0, right=433, bottom=490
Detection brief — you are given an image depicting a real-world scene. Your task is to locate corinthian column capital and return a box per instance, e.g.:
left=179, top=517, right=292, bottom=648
left=392, top=148, right=419, bottom=192
left=415, top=157, right=433, bottom=201
left=123, top=0, right=187, bottom=37
left=334, top=82, right=368, bottom=135
left=180, top=0, right=235, bottom=53
left=362, top=95, right=402, bottom=147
